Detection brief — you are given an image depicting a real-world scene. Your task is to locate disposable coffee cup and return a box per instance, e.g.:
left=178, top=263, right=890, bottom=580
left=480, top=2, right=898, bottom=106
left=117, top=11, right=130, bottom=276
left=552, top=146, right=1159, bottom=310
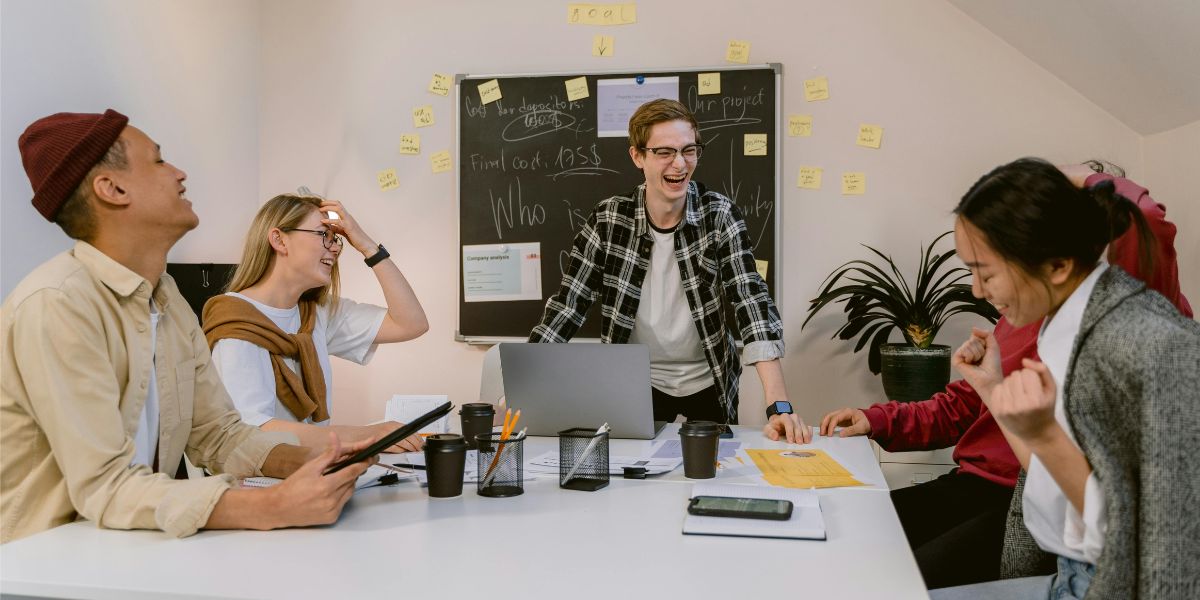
left=459, top=403, right=495, bottom=450
left=424, top=434, right=468, bottom=498
left=679, top=420, right=721, bottom=479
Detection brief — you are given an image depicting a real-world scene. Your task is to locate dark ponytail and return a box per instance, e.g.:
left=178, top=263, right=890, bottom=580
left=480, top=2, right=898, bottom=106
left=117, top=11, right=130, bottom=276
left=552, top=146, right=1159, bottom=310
left=955, top=157, right=1156, bottom=280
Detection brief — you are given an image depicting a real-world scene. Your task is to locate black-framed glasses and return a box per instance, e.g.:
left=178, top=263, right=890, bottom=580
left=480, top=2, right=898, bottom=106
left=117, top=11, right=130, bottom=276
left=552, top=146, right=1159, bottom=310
left=282, top=228, right=344, bottom=250
left=639, top=144, right=704, bottom=161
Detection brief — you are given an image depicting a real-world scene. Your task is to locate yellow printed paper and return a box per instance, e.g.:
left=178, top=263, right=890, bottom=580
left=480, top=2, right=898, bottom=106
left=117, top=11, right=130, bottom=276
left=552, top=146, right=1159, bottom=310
left=478, top=79, right=503, bottom=105
left=568, top=3, right=637, bottom=25
left=804, top=76, right=830, bottom=101
left=797, top=166, right=823, bottom=189
left=755, top=260, right=769, bottom=280
left=377, top=168, right=399, bottom=191
left=412, top=105, right=434, bottom=128
left=856, top=124, right=883, bottom=149
left=842, top=172, right=866, bottom=195
left=744, top=133, right=768, bottom=156
left=431, top=150, right=452, bottom=174
left=428, top=73, right=452, bottom=96
left=698, top=72, right=720, bottom=95
left=746, top=449, right=866, bottom=489
left=565, top=76, right=590, bottom=101
left=788, top=114, right=813, bottom=137
left=398, top=134, right=420, bottom=155
left=592, top=35, right=614, bottom=57
left=726, top=40, right=751, bottom=64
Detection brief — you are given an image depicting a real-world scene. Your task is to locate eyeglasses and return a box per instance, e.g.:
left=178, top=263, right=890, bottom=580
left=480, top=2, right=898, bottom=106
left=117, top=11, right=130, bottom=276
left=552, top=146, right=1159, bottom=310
left=283, top=228, right=344, bottom=250
left=639, top=144, right=704, bottom=162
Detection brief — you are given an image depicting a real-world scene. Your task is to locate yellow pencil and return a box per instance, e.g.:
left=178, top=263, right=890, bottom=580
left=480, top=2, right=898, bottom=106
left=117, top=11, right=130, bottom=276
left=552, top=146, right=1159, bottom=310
left=485, top=409, right=520, bottom=481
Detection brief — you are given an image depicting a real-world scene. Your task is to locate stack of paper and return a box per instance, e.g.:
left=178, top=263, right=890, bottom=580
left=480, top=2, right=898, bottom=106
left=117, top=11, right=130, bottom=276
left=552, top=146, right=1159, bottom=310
left=241, top=464, right=414, bottom=491
left=682, top=482, right=825, bottom=540
left=526, top=452, right=682, bottom=476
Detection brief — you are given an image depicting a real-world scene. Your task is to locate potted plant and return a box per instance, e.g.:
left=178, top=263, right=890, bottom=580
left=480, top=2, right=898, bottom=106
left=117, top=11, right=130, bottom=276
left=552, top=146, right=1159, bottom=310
left=803, top=232, right=1000, bottom=402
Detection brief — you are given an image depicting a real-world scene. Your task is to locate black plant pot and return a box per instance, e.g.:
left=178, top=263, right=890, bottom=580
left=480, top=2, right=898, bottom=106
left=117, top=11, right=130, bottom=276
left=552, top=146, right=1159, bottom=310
left=879, top=344, right=951, bottom=402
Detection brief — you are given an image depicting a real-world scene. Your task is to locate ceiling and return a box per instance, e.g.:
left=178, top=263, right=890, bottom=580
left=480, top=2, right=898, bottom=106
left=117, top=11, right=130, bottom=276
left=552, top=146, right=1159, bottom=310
left=949, top=0, right=1200, bottom=135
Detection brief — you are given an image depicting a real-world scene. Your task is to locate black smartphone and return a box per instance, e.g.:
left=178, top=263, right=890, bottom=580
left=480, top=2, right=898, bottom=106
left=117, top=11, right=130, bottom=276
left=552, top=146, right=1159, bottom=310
left=323, top=401, right=452, bottom=474
left=687, top=495, right=793, bottom=520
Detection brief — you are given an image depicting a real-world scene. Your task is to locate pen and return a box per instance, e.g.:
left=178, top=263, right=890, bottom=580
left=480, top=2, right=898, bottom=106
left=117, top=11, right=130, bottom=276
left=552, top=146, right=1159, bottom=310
left=391, top=462, right=426, bottom=471
left=560, top=423, right=609, bottom=485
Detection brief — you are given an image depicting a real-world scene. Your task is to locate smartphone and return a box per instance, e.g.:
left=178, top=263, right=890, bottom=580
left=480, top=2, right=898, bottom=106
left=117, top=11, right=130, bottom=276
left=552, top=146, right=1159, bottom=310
left=687, top=496, right=793, bottom=520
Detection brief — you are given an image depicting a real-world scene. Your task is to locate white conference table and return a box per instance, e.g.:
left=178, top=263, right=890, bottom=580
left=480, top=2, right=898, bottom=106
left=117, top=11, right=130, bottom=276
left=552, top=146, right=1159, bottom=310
left=0, top=425, right=930, bottom=600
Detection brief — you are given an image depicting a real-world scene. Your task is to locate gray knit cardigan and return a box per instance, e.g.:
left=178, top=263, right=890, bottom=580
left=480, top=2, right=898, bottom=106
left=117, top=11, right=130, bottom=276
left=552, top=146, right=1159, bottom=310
left=1000, top=267, right=1200, bottom=599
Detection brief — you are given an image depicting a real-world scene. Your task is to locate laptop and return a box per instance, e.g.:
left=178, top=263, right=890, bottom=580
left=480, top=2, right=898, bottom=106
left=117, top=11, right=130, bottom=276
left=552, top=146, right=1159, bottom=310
left=498, top=343, right=667, bottom=439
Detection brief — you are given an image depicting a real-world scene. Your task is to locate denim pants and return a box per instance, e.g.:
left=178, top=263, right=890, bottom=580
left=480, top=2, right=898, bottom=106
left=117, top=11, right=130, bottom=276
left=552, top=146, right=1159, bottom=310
left=929, top=555, right=1094, bottom=600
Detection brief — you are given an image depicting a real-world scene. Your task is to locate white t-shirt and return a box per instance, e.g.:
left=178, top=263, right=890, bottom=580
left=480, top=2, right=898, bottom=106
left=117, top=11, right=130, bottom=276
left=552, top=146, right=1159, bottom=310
left=1024, top=262, right=1108, bottom=564
left=628, top=226, right=711, bottom=397
left=211, top=292, right=387, bottom=426
left=131, top=300, right=160, bottom=468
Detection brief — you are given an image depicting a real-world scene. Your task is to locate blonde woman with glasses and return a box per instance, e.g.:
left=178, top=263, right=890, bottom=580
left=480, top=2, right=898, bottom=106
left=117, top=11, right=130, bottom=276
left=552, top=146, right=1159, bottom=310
left=203, top=194, right=429, bottom=451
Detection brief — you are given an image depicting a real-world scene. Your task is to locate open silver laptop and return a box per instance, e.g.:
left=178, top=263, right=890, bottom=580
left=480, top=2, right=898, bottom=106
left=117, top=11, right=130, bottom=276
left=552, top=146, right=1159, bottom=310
left=498, top=343, right=667, bottom=439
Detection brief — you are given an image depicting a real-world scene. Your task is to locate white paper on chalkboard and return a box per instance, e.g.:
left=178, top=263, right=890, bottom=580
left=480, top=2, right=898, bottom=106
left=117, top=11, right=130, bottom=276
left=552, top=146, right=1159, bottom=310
left=596, top=76, right=679, bottom=137
left=462, top=242, right=542, bottom=302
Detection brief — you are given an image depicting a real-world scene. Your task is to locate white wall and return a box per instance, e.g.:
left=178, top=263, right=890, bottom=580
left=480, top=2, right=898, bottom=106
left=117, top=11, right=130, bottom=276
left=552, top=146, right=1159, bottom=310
left=1143, top=119, right=1200, bottom=306
left=256, top=0, right=1146, bottom=428
left=0, top=0, right=262, bottom=295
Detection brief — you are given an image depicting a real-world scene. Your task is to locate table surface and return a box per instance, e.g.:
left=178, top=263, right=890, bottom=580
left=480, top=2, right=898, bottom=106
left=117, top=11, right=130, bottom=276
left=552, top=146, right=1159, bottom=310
left=0, top=425, right=931, bottom=600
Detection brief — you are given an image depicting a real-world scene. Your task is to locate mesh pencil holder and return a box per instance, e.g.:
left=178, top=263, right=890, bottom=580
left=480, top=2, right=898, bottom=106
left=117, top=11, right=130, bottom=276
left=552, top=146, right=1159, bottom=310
left=558, top=428, right=609, bottom=491
left=476, top=433, right=524, bottom=497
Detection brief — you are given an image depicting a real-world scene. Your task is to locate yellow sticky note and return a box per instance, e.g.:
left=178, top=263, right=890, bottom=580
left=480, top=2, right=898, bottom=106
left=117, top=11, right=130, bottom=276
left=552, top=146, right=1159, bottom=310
left=565, top=76, right=589, bottom=101
left=568, top=3, right=636, bottom=25
left=842, top=172, right=866, bottom=195
left=412, top=105, right=434, bottom=128
left=856, top=124, right=884, bottom=149
left=744, top=133, right=768, bottom=156
left=428, top=73, right=452, bottom=96
left=698, top=72, right=721, bottom=95
left=592, top=35, right=614, bottom=57
left=478, top=79, right=502, bottom=105
left=804, top=76, right=830, bottom=101
left=755, top=260, right=769, bottom=280
left=726, top=40, right=751, bottom=64
left=431, top=150, right=452, bottom=174
left=377, top=168, right=399, bottom=191
left=398, top=134, right=420, bottom=155
left=797, top=166, right=823, bottom=189
left=788, top=115, right=813, bottom=137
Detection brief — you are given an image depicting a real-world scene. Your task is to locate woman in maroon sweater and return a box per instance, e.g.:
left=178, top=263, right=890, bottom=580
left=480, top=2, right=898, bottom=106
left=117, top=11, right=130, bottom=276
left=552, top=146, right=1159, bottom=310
left=817, top=163, right=1192, bottom=589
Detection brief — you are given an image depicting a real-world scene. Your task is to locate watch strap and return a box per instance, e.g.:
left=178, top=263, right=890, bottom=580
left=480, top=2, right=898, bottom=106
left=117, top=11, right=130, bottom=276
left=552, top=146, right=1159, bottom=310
left=364, top=243, right=390, bottom=267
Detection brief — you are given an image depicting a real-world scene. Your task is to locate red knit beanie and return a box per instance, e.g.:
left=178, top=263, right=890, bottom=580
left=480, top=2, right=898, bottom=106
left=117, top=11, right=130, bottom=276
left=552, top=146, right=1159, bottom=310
left=18, top=109, right=129, bottom=222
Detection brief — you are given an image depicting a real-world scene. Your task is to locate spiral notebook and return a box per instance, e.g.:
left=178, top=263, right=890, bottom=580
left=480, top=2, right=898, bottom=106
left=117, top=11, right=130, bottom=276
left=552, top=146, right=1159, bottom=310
left=682, top=482, right=826, bottom=541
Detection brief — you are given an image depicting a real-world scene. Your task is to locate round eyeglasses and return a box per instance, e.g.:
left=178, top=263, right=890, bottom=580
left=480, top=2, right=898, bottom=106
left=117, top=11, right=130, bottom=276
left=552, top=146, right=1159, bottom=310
left=282, top=228, right=344, bottom=250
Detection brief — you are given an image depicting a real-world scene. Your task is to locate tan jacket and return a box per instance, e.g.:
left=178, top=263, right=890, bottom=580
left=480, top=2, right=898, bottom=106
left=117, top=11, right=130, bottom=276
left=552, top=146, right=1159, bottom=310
left=1, top=242, right=292, bottom=543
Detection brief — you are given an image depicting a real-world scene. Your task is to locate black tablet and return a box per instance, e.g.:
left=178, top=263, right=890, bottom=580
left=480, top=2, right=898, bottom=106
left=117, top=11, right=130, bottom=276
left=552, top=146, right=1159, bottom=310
left=323, top=400, right=453, bottom=474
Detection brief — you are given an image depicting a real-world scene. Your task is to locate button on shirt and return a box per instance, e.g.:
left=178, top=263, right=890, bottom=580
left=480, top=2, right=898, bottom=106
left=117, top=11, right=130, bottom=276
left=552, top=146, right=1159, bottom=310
left=1, top=242, right=292, bottom=543
left=1024, top=262, right=1109, bottom=564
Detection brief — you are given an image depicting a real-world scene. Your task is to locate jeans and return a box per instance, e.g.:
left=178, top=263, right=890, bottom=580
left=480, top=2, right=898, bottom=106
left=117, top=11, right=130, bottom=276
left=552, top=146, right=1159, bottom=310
left=929, top=555, right=1093, bottom=600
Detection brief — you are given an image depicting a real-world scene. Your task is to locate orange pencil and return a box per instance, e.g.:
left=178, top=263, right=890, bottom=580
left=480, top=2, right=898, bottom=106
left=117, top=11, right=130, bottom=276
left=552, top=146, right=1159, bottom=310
left=485, top=409, right=520, bottom=481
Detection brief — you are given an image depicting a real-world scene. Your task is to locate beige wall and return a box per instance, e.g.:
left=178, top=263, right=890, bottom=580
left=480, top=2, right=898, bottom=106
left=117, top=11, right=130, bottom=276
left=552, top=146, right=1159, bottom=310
left=1143, top=119, right=1200, bottom=308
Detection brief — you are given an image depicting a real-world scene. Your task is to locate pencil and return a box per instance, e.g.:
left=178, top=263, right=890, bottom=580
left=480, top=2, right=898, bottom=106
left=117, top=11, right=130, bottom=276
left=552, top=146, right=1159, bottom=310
left=484, top=409, right=520, bottom=482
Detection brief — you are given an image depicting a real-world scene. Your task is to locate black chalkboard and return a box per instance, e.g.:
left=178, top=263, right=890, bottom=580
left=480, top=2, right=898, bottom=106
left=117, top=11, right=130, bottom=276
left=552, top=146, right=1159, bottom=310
left=457, top=65, right=780, bottom=341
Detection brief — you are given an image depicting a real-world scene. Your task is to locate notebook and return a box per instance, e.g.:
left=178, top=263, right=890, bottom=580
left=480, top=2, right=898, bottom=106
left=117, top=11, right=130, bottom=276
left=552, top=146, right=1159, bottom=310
left=682, top=482, right=826, bottom=541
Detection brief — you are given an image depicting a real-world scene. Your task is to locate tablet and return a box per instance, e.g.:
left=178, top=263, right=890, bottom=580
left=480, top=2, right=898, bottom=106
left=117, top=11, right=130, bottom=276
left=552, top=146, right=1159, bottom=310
left=324, top=400, right=453, bottom=474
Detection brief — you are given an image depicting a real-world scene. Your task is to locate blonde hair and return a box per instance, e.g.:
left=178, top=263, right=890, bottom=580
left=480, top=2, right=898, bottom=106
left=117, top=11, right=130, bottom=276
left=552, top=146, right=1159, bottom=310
left=227, top=194, right=340, bottom=309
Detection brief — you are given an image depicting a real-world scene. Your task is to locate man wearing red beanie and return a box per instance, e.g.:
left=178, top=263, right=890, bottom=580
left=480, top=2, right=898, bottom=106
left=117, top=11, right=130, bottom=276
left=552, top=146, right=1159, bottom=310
left=1, top=110, right=376, bottom=543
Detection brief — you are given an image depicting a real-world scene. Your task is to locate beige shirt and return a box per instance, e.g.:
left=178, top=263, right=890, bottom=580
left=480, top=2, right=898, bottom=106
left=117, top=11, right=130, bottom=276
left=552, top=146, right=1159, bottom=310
left=1, top=242, right=292, bottom=543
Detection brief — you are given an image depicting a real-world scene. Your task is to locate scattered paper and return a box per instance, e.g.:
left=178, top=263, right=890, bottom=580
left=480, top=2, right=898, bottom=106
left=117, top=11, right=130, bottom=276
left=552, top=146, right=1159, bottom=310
left=242, top=464, right=412, bottom=491
left=478, top=79, right=503, bottom=105
left=797, top=166, right=822, bottom=190
left=412, top=105, right=434, bottom=128
left=565, top=76, right=590, bottom=101
left=377, top=168, right=399, bottom=191
left=596, top=76, right=679, bottom=137
left=568, top=3, right=637, bottom=25
left=651, top=439, right=741, bottom=460
left=746, top=448, right=865, bottom=489
left=726, top=40, right=751, bottom=64
left=697, top=72, right=721, bottom=95
left=744, top=133, right=768, bottom=156
left=384, top=395, right=450, bottom=435
left=462, top=242, right=542, bottom=302
left=755, top=260, right=769, bottom=280
left=528, top=452, right=682, bottom=476
left=399, top=134, right=420, bottom=155
left=842, top=172, right=866, bottom=195
left=804, top=76, right=830, bottom=101
left=788, top=114, right=813, bottom=137
left=428, top=73, right=452, bottom=96
left=592, top=34, right=614, bottom=57
left=431, top=150, right=452, bottom=173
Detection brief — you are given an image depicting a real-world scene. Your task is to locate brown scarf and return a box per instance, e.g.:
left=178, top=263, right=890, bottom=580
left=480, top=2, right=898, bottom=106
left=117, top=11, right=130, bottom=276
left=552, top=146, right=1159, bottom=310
left=202, top=295, right=329, bottom=422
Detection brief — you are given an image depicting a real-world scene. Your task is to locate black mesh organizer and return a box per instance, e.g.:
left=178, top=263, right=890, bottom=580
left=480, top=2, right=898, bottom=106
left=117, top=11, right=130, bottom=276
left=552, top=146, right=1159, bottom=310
left=558, top=427, right=610, bottom=491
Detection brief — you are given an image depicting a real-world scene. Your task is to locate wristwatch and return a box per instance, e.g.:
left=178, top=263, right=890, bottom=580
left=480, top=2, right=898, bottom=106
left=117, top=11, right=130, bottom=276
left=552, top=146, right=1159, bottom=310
left=364, top=243, right=390, bottom=267
left=766, top=400, right=793, bottom=418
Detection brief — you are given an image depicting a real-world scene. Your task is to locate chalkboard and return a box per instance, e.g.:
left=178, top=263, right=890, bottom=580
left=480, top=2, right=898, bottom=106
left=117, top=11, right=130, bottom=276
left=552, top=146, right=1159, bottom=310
left=457, top=65, right=781, bottom=342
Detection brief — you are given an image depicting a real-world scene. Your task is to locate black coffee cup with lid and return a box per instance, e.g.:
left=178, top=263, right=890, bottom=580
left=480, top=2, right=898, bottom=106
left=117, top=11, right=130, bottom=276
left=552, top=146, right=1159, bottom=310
left=459, top=403, right=495, bottom=450
left=678, top=420, right=721, bottom=479
left=424, top=433, right=468, bottom=498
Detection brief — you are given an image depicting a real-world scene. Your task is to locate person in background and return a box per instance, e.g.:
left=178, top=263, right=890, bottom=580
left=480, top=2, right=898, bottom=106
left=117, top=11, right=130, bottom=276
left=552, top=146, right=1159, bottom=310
left=817, top=161, right=1191, bottom=589
left=205, top=194, right=429, bottom=452
left=2, top=110, right=375, bottom=543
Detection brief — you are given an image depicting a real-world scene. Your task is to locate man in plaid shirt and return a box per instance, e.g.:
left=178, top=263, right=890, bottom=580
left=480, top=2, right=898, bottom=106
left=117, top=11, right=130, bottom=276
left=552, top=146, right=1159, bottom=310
left=529, top=99, right=810, bottom=443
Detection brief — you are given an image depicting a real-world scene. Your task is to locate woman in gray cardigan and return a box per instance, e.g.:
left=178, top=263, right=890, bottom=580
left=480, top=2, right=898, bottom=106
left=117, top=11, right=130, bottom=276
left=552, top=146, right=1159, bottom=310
left=931, top=158, right=1198, bottom=599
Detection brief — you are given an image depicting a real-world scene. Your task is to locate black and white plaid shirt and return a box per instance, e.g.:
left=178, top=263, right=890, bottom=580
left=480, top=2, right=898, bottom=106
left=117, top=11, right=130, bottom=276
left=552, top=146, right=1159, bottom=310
left=529, top=182, right=784, bottom=422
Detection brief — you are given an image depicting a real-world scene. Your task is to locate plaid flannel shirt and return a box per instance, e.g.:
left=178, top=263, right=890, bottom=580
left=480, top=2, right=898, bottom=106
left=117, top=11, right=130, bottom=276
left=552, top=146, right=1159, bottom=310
left=529, top=182, right=784, bottom=422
